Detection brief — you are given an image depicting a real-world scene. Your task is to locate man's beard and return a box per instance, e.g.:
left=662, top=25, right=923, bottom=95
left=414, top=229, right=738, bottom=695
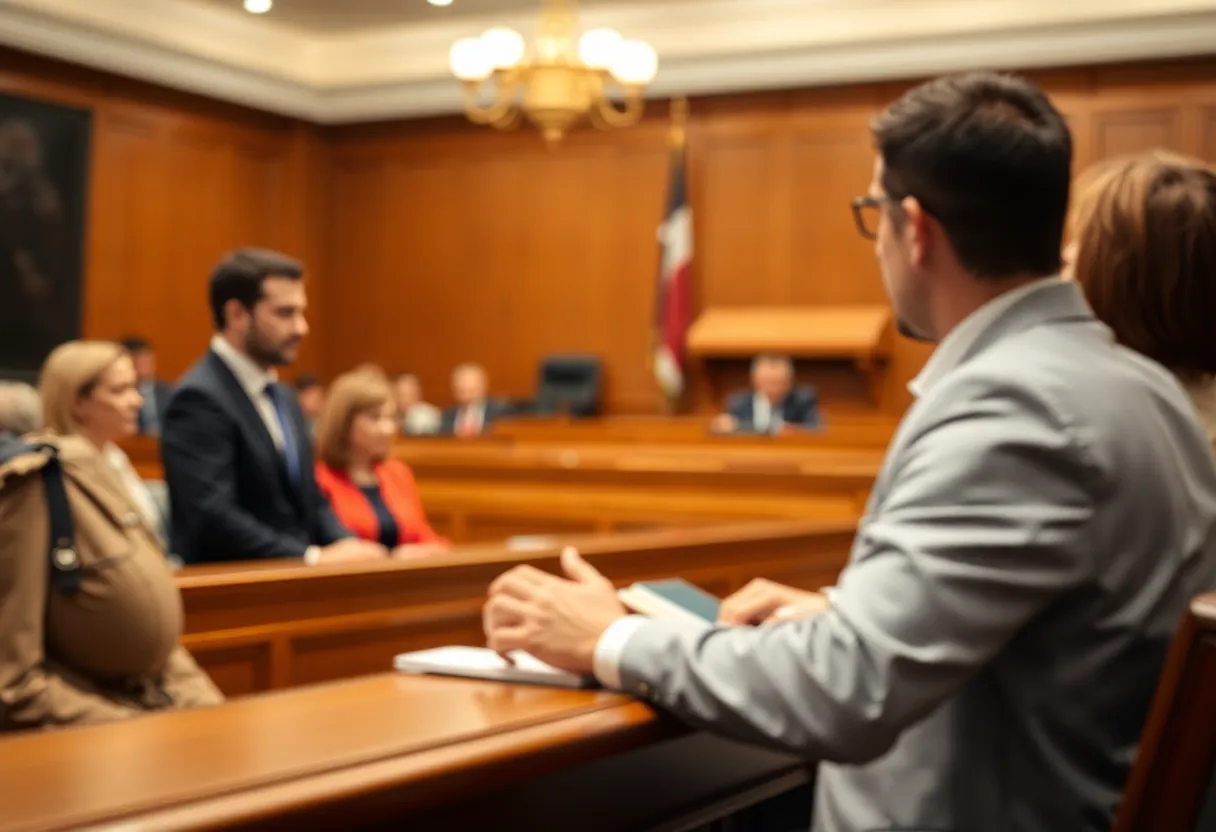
left=895, top=317, right=935, bottom=343
left=245, top=327, right=298, bottom=367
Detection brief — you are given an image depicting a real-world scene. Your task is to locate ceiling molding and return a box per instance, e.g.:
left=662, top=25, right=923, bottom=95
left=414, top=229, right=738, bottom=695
left=0, top=0, right=1214, bottom=124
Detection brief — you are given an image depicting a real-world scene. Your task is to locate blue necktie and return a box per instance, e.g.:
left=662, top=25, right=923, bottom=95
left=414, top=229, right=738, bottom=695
left=264, top=383, right=301, bottom=489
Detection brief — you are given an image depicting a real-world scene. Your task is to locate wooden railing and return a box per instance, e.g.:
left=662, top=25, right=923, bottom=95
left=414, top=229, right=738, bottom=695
left=177, top=520, right=856, bottom=696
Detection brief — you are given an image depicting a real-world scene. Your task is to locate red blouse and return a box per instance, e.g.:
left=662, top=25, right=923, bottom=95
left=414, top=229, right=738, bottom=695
left=314, top=459, right=445, bottom=547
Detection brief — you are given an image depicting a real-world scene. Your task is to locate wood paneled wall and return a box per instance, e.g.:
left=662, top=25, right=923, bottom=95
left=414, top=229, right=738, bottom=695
left=325, top=59, right=1216, bottom=414
left=5, top=47, right=1216, bottom=407
left=0, top=49, right=328, bottom=379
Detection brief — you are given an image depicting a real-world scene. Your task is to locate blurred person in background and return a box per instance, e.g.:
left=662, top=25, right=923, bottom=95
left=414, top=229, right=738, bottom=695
left=392, top=372, right=440, bottom=436
left=315, top=369, right=447, bottom=556
left=1065, top=151, right=1216, bottom=450
left=0, top=380, right=42, bottom=437
left=0, top=340, right=222, bottom=731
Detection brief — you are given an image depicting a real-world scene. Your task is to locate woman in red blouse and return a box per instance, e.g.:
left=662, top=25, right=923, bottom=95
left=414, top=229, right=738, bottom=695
left=314, top=369, right=447, bottom=556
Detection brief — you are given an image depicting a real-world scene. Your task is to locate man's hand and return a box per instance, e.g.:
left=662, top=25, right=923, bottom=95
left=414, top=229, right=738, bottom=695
left=317, top=539, right=388, bottom=563
left=709, top=414, right=738, bottom=434
left=392, top=542, right=448, bottom=559
left=718, top=578, right=827, bottom=625
left=483, top=547, right=627, bottom=674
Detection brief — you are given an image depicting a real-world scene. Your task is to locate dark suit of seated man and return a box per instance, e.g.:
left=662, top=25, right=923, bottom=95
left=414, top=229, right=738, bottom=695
left=122, top=336, right=174, bottom=436
left=161, top=248, right=387, bottom=566
left=712, top=354, right=822, bottom=435
left=439, top=362, right=511, bottom=438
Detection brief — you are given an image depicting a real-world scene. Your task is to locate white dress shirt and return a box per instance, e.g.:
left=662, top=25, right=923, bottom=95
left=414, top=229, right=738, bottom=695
left=209, top=335, right=284, bottom=449
left=751, top=393, right=773, bottom=433
left=103, top=442, right=164, bottom=543
left=593, top=278, right=1065, bottom=690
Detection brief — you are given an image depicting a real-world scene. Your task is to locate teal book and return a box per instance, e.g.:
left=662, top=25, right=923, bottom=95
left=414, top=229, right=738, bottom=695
left=617, top=579, right=721, bottom=625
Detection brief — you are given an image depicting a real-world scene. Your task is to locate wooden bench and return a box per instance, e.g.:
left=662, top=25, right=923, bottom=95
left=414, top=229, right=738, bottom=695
left=1114, top=592, right=1216, bottom=831
left=121, top=432, right=883, bottom=541
left=178, top=520, right=856, bottom=696
left=0, top=673, right=812, bottom=832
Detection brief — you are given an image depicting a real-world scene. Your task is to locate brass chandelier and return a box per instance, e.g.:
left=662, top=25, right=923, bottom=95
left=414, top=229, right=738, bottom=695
left=448, top=0, right=659, bottom=144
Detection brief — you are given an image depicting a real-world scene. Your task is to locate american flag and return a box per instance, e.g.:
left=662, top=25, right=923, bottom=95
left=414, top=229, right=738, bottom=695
left=652, top=136, right=693, bottom=405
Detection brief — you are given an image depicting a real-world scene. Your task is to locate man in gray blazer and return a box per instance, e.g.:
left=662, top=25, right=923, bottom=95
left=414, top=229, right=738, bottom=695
left=483, top=72, right=1216, bottom=832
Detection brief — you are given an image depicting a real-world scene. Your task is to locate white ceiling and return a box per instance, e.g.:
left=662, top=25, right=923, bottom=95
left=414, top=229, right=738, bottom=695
left=3, top=0, right=1216, bottom=123
left=190, top=0, right=689, bottom=32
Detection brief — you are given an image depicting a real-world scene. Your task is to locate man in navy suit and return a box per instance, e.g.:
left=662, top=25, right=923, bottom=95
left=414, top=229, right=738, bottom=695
left=712, top=354, right=821, bottom=435
left=439, top=363, right=511, bottom=437
left=160, top=248, right=385, bottom=566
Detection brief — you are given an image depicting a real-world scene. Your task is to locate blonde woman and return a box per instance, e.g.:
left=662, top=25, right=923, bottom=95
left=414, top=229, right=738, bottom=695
left=1066, top=152, right=1216, bottom=447
left=0, top=341, right=222, bottom=731
left=315, top=369, right=447, bottom=555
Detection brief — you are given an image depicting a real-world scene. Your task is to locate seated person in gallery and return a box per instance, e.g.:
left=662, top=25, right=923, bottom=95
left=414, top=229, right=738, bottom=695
left=0, top=341, right=222, bottom=731
left=392, top=371, right=441, bottom=436
left=0, top=380, right=42, bottom=438
left=314, top=369, right=448, bottom=556
left=121, top=336, right=174, bottom=436
left=710, top=354, right=822, bottom=435
left=439, top=363, right=510, bottom=438
left=293, top=373, right=325, bottom=438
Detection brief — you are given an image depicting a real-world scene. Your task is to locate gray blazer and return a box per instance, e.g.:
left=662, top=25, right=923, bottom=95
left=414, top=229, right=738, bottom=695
left=615, top=281, right=1216, bottom=831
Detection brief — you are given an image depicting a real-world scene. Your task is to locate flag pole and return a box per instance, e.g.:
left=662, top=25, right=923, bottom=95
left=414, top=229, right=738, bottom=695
left=665, top=96, right=689, bottom=417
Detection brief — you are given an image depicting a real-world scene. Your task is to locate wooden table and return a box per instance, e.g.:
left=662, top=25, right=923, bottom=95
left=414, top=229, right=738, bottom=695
left=178, top=521, right=855, bottom=696
left=0, top=674, right=811, bottom=831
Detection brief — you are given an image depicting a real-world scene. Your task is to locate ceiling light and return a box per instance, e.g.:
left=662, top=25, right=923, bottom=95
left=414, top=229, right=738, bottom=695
left=450, top=0, right=658, bottom=145
left=244, top=0, right=272, bottom=13
left=429, top=0, right=454, bottom=6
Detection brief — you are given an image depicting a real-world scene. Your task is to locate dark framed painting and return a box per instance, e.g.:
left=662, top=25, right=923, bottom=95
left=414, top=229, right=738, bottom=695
left=0, top=92, right=92, bottom=381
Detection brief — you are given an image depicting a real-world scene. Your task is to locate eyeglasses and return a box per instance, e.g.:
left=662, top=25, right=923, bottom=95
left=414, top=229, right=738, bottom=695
left=850, top=194, right=897, bottom=240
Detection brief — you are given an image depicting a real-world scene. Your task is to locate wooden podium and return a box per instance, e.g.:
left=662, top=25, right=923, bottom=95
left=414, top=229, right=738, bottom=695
left=686, top=305, right=894, bottom=410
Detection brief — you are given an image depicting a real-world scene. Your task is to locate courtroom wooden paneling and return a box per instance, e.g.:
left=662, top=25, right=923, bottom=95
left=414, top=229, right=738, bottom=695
left=0, top=48, right=326, bottom=378
left=0, top=673, right=810, bottom=832
left=324, top=58, right=1216, bottom=416
left=175, top=522, right=856, bottom=696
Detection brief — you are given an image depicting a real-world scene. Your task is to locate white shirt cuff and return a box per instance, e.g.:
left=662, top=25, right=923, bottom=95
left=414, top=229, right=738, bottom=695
left=593, top=615, right=651, bottom=690
left=303, top=546, right=321, bottom=566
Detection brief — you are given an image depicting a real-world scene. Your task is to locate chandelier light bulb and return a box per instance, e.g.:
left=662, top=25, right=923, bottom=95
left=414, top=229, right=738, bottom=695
left=449, top=37, right=493, bottom=81
left=244, top=0, right=272, bottom=13
left=481, top=27, right=526, bottom=70
left=609, top=40, right=658, bottom=86
left=578, top=28, right=623, bottom=70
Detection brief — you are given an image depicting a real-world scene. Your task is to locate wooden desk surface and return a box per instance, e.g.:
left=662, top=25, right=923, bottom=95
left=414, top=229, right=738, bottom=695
left=0, top=674, right=673, bottom=832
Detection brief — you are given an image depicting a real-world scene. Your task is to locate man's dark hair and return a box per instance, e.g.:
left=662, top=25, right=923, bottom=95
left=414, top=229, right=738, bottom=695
left=871, top=72, right=1072, bottom=279
left=293, top=373, right=322, bottom=392
left=208, top=247, right=304, bottom=330
left=120, top=336, right=151, bottom=354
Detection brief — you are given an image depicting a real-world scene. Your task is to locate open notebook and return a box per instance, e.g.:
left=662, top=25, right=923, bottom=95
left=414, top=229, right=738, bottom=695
left=394, top=646, right=596, bottom=689
left=393, top=579, right=721, bottom=689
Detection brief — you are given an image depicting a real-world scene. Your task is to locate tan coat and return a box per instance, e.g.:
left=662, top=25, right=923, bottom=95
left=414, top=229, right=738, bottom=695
left=0, top=434, right=222, bottom=731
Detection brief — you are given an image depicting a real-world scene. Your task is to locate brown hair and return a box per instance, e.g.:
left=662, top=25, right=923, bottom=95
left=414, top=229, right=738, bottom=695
left=208, top=247, right=304, bottom=331
left=1070, top=151, right=1216, bottom=380
left=315, top=368, right=394, bottom=470
left=39, top=340, right=127, bottom=436
left=872, top=72, right=1072, bottom=279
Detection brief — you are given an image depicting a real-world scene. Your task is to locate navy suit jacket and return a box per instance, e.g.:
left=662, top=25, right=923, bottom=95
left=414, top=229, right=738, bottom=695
left=160, top=350, right=349, bottom=564
left=439, top=399, right=513, bottom=436
left=724, top=386, right=822, bottom=433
